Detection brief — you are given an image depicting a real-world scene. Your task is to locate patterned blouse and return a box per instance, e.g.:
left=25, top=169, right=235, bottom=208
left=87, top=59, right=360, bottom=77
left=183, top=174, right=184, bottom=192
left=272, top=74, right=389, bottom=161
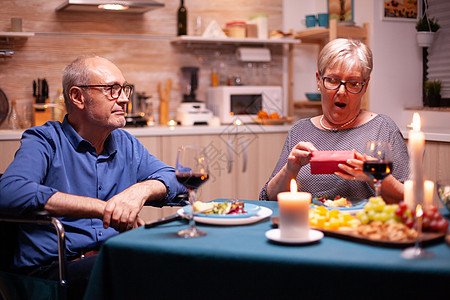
left=259, top=114, right=410, bottom=200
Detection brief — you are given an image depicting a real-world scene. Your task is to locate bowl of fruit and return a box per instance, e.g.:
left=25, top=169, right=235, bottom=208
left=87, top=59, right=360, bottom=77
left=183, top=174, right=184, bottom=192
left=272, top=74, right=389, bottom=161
left=437, top=179, right=450, bottom=213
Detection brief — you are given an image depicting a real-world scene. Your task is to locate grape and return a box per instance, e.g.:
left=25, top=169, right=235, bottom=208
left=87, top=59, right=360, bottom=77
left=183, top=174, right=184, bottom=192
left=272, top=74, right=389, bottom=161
left=422, top=205, right=449, bottom=232
left=357, top=200, right=449, bottom=232
left=357, top=197, right=404, bottom=225
left=405, top=218, right=414, bottom=228
left=433, top=212, right=443, bottom=221
left=437, top=219, right=449, bottom=231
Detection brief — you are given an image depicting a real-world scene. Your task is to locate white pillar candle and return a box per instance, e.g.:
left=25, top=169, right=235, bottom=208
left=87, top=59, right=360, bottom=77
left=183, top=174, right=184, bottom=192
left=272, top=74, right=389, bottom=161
left=424, top=180, right=434, bottom=209
left=408, top=113, right=425, bottom=208
left=405, top=179, right=434, bottom=210
left=277, top=179, right=311, bottom=239
left=404, top=180, right=414, bottom=210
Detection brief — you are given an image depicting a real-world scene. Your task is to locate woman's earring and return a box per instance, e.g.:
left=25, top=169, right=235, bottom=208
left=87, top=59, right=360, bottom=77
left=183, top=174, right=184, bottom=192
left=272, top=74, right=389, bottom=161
left=317, top=87, right=320, bottom=91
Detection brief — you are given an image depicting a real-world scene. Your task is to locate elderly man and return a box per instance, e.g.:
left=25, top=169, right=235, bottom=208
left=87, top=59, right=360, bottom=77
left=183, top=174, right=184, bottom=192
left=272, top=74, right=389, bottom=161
left=0, top=56, right=186, bottom=299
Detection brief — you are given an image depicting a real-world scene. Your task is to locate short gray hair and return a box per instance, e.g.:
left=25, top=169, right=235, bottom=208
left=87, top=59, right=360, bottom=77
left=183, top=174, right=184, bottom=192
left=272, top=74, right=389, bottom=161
left=62, top=56, right=94, bottom=112
left=317, top=38, right=373, bottom=80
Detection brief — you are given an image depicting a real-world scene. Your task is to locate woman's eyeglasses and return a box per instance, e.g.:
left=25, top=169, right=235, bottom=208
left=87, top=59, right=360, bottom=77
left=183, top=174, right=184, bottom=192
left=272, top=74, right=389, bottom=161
left=322, top=77, right=366, bottom=94
left=76, top=84, right=133, bottom=100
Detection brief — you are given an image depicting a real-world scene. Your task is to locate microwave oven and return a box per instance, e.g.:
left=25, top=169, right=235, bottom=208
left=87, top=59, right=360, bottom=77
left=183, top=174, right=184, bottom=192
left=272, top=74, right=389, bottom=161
left=206, top=86, right=284, bottom=124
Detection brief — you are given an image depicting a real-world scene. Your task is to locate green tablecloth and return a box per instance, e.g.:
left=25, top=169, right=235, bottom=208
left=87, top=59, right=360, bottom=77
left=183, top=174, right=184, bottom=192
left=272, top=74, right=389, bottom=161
left=85, top=200, right=450, bottom=299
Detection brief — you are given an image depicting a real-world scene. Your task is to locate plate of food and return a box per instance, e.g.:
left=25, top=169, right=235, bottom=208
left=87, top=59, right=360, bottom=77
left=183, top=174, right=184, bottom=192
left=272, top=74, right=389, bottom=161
left=183, top=200, right=260, bottom=218
left=178, top=200, right=273, bottom=225
left=312, top=196, right=367, bottom=213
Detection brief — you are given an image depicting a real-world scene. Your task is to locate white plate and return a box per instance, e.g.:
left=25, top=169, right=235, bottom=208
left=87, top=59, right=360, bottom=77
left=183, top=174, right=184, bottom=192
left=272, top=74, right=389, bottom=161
left=182, top=202, right=261, bottom=218
left=265, top=229, right=324, bottom=244
left=177, top=206, right=273, bottom=225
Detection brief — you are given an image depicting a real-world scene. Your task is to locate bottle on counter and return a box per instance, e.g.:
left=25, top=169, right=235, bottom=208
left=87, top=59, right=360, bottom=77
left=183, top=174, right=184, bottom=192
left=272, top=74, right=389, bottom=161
left=211, top=67, right=219, bottom=87
left=8, top=99, right=20, bottom=130
left=177, top=0, right=187, bottom=36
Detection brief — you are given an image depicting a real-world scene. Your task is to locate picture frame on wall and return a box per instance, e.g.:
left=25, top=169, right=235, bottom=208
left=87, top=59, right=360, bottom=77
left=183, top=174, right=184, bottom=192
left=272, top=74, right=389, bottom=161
left=382, top=0, right=421, bottom=22
left=328, top=0, right=354, bottom=24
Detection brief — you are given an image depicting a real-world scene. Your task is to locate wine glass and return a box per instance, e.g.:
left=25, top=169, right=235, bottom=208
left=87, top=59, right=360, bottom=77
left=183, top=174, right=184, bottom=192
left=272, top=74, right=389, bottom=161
left=401, top=204, right=434, bottom=259
left=362, top=141, right=393, bottom=197
left=175, top=145, right=209, bottom=238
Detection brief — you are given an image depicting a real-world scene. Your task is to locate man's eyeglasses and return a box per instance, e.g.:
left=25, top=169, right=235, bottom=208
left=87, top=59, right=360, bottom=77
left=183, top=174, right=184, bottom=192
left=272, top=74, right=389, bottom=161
left=322, top=76, right=366, bottom=94
left=76, top=84, right=133, bottom=100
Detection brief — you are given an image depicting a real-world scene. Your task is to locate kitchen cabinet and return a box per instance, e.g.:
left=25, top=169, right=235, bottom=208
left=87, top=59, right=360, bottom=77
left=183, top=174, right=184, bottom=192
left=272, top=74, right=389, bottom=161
left=0, top=140, right=21, bottom=172
left=293, top=19, right=370, bottom=110
left=157, top=130, right=287, bottom=202
left=139, top=130, right=287, bottom=221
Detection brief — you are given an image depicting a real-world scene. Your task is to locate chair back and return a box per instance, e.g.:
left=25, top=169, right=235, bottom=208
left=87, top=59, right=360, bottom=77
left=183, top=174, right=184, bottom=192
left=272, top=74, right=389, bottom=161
left=0, top=218, right=18, bottom=272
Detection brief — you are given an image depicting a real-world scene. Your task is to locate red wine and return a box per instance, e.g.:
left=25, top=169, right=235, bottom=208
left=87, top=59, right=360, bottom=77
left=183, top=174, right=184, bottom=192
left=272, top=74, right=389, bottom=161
left=176, top=173, right=208, bottom=189
left=363, top=161, right=393, bottom=181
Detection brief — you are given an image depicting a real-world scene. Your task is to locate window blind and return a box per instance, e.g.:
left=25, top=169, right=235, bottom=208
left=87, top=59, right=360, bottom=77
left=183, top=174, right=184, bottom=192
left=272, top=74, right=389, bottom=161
left=427, top=0, right=450, bottom=99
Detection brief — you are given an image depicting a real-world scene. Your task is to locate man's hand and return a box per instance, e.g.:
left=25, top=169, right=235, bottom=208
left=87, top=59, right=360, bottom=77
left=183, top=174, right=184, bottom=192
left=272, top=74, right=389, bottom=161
left=103, top=180, right=166, bottom=232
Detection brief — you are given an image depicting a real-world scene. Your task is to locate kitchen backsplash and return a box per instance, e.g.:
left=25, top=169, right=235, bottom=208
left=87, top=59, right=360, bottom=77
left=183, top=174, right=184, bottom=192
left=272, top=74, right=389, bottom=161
left=0, top=0, right=283, bottom=129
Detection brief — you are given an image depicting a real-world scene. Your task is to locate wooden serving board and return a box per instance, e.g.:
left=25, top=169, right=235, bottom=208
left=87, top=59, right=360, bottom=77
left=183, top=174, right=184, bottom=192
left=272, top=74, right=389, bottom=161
left=270, top=216, right=446, bottom=248
left=254, top=117, right=293, bottom=125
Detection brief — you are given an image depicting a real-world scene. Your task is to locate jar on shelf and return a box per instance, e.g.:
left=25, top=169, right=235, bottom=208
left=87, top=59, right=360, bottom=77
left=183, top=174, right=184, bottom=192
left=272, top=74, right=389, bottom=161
left=226, top=21, right=246, bottom=38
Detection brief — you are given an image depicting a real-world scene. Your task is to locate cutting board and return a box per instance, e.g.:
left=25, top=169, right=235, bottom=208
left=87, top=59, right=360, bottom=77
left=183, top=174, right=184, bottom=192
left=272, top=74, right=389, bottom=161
left=271, top=216, right=446, bottom=248
left=158, top=79, right=171, bottom=125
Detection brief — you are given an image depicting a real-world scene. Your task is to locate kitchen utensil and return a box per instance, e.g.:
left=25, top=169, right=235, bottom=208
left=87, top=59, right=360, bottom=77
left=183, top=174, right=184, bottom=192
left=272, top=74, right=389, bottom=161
left=180, top=67, right=199, bottom=102
left=144, top=207, right=216, bottom=228
left=0, top=88, right=9, bottom=126
left=158, top=79, right=171, bottom=125
left=145, top=213, right=181, bottom=228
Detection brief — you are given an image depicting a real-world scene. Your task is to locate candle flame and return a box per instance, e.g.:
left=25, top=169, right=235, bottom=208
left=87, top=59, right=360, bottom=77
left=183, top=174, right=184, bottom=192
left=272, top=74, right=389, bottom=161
left=412, top=113, right=421, bottom=132
left=290, top=179, right=298, bottom=192
left=416, top=204, right=423, bottom=218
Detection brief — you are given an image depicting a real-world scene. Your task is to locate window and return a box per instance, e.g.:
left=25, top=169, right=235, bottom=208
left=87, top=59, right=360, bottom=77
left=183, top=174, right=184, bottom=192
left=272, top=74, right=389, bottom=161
left=426, top=0, right=450, bottom=100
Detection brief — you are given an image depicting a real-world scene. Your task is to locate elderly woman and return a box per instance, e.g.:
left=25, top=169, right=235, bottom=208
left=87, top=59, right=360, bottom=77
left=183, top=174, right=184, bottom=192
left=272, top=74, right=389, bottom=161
left=260, top=38, right=409, bottom=204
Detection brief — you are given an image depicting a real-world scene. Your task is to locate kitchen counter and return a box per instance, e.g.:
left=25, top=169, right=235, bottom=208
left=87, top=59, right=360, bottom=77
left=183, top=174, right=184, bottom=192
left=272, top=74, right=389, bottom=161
left=2, top=125, right=450, bottom=142
left=401, top=128, right=450, bottom=143
left=0, top=124, right=292, bottom=140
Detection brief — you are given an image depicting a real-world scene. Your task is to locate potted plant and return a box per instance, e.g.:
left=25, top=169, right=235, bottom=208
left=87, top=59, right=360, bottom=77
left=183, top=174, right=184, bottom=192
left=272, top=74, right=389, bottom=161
left=416, top=16, right=440, bottom=47
left=424, top=79, right=441, bottom=107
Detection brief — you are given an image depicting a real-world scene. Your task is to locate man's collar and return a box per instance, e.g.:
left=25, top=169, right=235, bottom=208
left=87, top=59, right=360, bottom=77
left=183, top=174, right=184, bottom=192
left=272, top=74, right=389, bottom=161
left=61, top=116, right=118, bottom=156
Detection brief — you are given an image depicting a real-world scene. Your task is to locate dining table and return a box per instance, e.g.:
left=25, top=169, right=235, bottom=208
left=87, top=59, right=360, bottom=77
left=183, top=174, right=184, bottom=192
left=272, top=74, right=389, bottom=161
left=84, top=200, right=450, bottom=299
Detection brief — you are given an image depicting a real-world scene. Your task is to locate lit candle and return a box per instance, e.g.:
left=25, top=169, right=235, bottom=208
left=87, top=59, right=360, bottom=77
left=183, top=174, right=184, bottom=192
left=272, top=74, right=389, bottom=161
left=277, top=179, right=311, bottom=239
left=408, top=113, right=425, bottom=207
left=404, top=180, right=414, bottom=210
left=424, top=180, right=434, bottom=209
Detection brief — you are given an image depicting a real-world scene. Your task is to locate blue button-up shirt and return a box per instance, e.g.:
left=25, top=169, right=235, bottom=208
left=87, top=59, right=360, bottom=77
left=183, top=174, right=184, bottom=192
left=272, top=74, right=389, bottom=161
left=0, top=117, right=186, bottom=268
